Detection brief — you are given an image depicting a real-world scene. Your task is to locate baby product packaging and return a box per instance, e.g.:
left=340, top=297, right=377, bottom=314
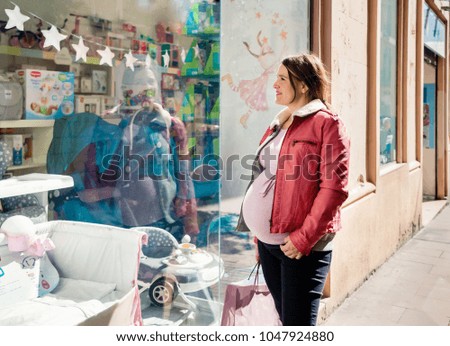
left=0, top=251, right=40, bottom=309
left=16, top=69, right=75, bottom=120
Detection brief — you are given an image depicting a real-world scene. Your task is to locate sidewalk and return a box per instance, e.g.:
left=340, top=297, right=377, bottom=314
left=323, top=202, right=450, bottom=326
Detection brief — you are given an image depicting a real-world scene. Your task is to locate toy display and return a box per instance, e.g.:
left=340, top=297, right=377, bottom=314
left=137, top=228, right=223, bottom=307
left=183, top=1, right=220, bottom=35
left=0, top=215, right=57, bottom=307
left=0, top=79, right=23, bottom=120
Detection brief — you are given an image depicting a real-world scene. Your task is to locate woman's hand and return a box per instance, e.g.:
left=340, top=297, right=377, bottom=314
left=280, top=236, right=303, bottom=260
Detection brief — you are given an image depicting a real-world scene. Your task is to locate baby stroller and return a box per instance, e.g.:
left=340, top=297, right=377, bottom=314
left=136, top=227, right=223, bottom=307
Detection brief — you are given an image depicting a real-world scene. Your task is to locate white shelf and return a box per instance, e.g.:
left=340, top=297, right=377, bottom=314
left=6, top=162, right=46, bottom=171
left=103, top=118, right=122, bottom=125
left=0, top=120, right=55, bottom=128
left=0, top=173, right=74, bottom=198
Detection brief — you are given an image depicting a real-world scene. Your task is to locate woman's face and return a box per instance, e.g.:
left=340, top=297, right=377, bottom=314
left=273, top=64, right=298, bottom=106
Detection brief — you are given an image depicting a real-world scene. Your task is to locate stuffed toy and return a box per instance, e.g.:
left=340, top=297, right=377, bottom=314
left=38, top=253, right=59, bottom=297
left=0, top=215, right=59, bottom=296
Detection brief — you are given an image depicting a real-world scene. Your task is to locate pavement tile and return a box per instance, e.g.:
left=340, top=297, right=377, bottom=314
left=430, top=265, right=450, bottom=278
left=415, top=228, right=450, bottom=243
left=416, top=276, right=450, bottom=299
left=401, top=239, right=445, bottom=258
left=397, top=308, right=440, bottom=326
left=323, top=297, right=406, bottom=326
left=395, top=251, right=440, bottom=266
left=440, top=251, right=450, bottom=260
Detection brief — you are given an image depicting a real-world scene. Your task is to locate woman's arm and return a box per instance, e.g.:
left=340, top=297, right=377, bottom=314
left=289, top=116, right=350, bottom=256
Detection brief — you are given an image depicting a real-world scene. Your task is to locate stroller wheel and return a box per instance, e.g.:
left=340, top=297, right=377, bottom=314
left=149, top=277, right=178, bottom=307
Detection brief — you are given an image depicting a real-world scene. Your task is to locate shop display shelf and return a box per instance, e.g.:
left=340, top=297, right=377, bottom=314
left=0, top=120, right=55, bottom=128
left=0, top=45, right=102, bottom=65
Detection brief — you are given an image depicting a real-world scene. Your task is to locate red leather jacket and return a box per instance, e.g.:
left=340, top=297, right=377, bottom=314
left=237, top=106, right=350, bottom=256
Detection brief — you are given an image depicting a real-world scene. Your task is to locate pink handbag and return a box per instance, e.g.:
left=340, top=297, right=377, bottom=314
left=221, top=263, right=282, bottom=326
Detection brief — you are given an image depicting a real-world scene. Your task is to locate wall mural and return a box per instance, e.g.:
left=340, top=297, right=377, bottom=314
left=221, top=17, right=287, bottom=128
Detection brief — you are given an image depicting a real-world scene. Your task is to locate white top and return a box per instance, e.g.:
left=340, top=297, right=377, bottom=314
left=242, top=128, right=289, bottom=245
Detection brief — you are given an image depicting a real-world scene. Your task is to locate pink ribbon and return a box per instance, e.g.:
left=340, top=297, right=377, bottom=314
left=4, top=234, right=55, bottom=257
left=28, top=238, right=55, bottom=257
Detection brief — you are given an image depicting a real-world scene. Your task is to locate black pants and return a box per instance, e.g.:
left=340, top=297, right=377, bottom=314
left=258, top=240, right=332, bottom=326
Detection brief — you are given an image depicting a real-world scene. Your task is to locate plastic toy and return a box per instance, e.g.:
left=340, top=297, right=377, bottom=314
left=136, top=227, right=223, bottom=307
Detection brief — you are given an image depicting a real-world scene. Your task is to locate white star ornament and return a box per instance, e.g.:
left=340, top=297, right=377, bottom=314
left=72, top=36, right=90, bottom=62
left=97, top=46, right=115, bottom=67
left=42, top=25, right=67, bottom=51
left=5, top=5, right=30, bottom=31
left=162, top=51, right=170, bottom=68
left=124, top=50, right=138, bottom=71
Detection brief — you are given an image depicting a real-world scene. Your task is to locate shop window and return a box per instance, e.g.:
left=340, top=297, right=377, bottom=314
left=379, top=0, right=398, bottom=165
left=0, top=0, right=222, bottom=326
left=0, top=0, right=312, bottom=326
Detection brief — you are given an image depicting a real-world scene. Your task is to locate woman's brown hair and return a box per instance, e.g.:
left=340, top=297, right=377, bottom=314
left=281, top=54, right=330, bottom=107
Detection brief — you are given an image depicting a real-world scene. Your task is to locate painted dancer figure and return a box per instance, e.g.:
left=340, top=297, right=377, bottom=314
left=222, top=31, right=279, bottom=128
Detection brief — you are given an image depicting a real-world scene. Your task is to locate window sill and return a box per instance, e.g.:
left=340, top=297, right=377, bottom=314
left=408, top=160, right=421, bottom=172
left=380, top=162, right=406, bottom=176
left=342, top=182, right=376, bottom=209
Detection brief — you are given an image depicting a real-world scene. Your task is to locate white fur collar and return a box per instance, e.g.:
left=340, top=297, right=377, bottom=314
left=269, top=99, right=326, bottom=129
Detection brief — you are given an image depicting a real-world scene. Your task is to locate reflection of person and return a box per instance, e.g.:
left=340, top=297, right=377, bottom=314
left=236, top=54, right=350, bottom=325
left=423, top=103, right=430, bottom=148
left=118, top=61, right=199, bottom=241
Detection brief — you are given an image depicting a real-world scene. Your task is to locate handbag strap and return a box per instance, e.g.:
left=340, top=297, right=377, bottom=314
left=247, top=262, right=263, bottom=293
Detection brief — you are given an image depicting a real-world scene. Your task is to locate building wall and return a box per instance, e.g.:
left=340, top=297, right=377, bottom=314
left=318, top=0, right=448, bottom=322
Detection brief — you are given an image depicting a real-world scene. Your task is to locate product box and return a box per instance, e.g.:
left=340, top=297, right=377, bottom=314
left=0, top=250, right=40, bottom=309
left=92, top=70, right=108, bottom=94
left=75, top=95, right=101, bottom=115
left=17, top=69, right=75, bottom=120
left=0, top=134, right=32, bottom=165
left=80, top=76, right=92, bottom=93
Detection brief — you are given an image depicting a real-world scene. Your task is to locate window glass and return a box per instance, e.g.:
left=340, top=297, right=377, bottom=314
left=0, top=0, right=221, bottom=326
left=0, top=0, right=310, bottom=326
left=379, top=0, right=397, bottom=165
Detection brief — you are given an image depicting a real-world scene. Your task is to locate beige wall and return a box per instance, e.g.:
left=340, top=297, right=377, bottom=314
left=331, top=0, right=368, bottom=192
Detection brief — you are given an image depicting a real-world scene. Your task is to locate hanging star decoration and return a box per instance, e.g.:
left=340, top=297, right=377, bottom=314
left=4, top=5, right=30, bottom=31
left=42, top=25, right=67, bottom=51
left=280, top=30, right=287, bottom=41
left=97, top=46, right=115, bottom=67
left=72, top=36, right=89, bottom=62
left=255, top=12, right=262, bottom=19
left=124, top=50, right=138, bottom=71
left=145, top=53, right=152, bottom=68
left=162, top=51, right=170, bottom=68
left=193, top=44, right=200, bottom=58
